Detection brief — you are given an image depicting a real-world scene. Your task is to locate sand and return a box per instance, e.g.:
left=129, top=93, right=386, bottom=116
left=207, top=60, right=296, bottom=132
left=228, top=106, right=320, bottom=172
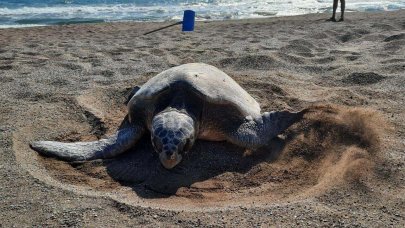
left=1, top=10, right=404, bottom=227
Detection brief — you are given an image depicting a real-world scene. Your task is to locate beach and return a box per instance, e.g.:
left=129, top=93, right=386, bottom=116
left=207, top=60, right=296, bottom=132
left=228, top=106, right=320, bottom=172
left=1, top=10, right=404, bottom=226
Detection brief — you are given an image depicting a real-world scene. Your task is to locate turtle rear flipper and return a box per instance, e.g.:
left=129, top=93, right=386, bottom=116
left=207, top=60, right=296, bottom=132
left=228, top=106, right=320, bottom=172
left=262, top=109, right=308, bottom=137
left=30, top=125, right=144, bottom=161
left=227, top=109, right=306, bottom=149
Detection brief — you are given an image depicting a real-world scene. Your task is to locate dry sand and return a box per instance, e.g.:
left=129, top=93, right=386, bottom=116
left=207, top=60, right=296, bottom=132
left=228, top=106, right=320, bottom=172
left=1, top=10, right=404, bottom=227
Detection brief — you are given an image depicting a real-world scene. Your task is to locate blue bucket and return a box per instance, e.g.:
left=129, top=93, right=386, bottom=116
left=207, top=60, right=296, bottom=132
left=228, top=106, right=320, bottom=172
left=182, top=10, right=195, bottom=32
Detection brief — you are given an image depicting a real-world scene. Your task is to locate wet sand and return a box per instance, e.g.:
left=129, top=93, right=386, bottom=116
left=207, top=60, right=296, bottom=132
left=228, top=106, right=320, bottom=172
left=1, top=10, right=404, bottom=226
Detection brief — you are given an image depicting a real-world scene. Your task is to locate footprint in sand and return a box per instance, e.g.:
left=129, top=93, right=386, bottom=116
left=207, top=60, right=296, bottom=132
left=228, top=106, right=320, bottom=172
left=383, top=33, right=405, bottom=42
left=59, top=62, right=84, bottom=71
left=276, top=53, right=306, bottom=65
left=379, top=58, right=405, bottom=73
left=381, top=64, right=405, bottom=74
left=280, top=39, right=315, bottom=57
left=338, top=32, right=362, bottom=43
left=107, top=47, right=134, bottom=56
left=384, top=40, right=405, bottom=52
left=308, top=32, right=329, bottom=40
left=0, top=76, right=14, bottom=83
left=97, top=70, right=115, bottom=78
left=371, top=23, right=396, bottom=31
left=329, top=50, right=361, bottom=62
left=342, top=72, right=386, bottom=85
left=0, top=65, right=13, bottom=71
left=150, top=48, right=166, bottom=57
left=382, top=33, right=405, bottom=53
left=219, top=55, right=281, bottom=70
left=82, top=55, right=103, bottom=67
left=119, top=67, right=135, bottom=76
left=313, top=56, right=336, bottom=64
left=337, top=29, right=370, bottom=43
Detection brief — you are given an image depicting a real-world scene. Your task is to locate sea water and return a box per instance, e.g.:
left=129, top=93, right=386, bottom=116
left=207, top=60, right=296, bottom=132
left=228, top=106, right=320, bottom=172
left=0, top=0, right=404, bottom=28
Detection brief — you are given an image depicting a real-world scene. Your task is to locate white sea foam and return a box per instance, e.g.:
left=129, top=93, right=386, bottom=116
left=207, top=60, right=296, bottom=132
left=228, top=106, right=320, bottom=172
left=0, top=24, right=46, bottom=29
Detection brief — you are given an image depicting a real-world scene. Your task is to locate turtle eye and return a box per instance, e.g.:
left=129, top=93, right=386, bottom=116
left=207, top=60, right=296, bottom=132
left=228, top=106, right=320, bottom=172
left=151, top=136, right=162, bottom=153
left=183, top=139, right=192, bottom=152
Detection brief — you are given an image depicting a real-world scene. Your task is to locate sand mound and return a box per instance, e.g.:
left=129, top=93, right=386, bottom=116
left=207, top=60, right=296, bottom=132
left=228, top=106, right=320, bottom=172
left=14, top=96, right=387, bottom=209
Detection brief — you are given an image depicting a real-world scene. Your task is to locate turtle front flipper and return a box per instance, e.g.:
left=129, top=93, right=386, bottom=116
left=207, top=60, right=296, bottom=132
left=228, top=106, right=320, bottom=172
left=227, top=109, right=307, bottom=149
left=124, top=85, right=141, bottom=105
left=30, top=125, right=145, bottom=161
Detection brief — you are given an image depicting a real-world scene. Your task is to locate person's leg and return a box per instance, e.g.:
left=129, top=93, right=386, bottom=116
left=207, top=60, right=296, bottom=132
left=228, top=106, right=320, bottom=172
left=328, top=0, right=338, bottom=21
left=339, top=0, right=345, bottom=21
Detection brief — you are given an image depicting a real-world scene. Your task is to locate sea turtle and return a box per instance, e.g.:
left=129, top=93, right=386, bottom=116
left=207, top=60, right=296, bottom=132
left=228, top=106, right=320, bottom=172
left=30, top=63, right=306, bottom=169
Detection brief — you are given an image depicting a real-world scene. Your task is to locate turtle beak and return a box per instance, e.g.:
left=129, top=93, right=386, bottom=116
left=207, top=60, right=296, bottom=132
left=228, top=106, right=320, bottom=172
left=159, top=152, right=182, bottom=169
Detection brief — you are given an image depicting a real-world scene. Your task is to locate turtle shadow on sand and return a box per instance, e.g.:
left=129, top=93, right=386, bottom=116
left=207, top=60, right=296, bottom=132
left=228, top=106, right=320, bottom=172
left=94, top=128, right=287, bottom=197
left=96, top=103, right=385, bottom=197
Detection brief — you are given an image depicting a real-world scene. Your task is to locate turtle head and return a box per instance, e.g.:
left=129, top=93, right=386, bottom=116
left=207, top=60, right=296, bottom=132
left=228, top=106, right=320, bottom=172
left=151, top=110, right=196, bottom=169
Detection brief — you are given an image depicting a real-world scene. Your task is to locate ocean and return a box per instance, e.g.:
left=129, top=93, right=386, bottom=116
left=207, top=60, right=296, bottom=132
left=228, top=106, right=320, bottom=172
left=0, top=0, right=404, bottom=28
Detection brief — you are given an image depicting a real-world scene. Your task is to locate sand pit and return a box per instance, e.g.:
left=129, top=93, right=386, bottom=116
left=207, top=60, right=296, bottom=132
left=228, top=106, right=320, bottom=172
left=1, top=10, right=404, bottom=227
left=13, top=87, right=389, bottom=210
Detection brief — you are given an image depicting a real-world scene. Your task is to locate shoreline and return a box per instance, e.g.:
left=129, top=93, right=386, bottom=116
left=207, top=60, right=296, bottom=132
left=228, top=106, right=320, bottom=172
left=0, top=9, right=404, bottom=30
left=2, top=0, right=404, bottom=29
